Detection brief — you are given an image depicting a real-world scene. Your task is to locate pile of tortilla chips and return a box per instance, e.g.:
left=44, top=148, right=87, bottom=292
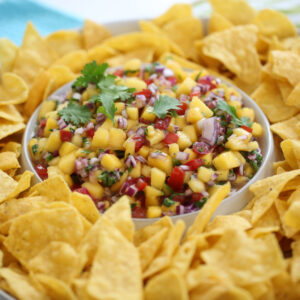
left=0, top=0, right=300, bottom=299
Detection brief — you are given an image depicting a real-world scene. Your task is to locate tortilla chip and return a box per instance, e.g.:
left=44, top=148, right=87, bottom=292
left=271, top=114, right=300, bottom=140
left=83, top=19, right=111, bottom=49
left=277, top=80, right=294, bottom=104
left=53, top=50, right=88, bottom=73
left=46, top=30, right=83, bottom=57
left=153, top=4, right=193, bottom=27
left=144, top=269, right=188, bottom=300
left=0, top=142, right=21, bottom=157
left=254, top=9, right=297, bottom=39
left=200, top=25, right=261, bottom=85
left=4, top=206, right=85, bottom=265
left=0, top=151, right=20, bottom=171
left=286, top=82, right=300, bottom=109
left=209, top=0, right=256, bottom=25
left=201, top=229, right=285, bottom=285
left=0, top=72, right=29, bottom=105
left=29, top=176, right=71, bottom=203
left=103, top=195, right=134, bottom=242
left=28, top=241, right=80, bottom=284
left=13, top=22, right=57, bottom=85
left=186, top=183, right=231, bottom=237
left=209, top=12, right=233, bottom=34
left=0, top=105, right=23, bottom=123
left=269, top=50, right=300, bottom=86
left=138, top=228, right=168, bottom=271
left=87, top=218, right=143, bottom=300
left=0, top=38, right=18, bottom=74
left=0, top=268, right=46, bottom=300
left=143, top=220, right=185, bottom=278
left=0, top=120, right=24, bottom=141
left=162, top=16, right=203, bottom=61
left=0, top=170, right=18, bottom=202
left=291, top=240, right=300, bottom=282
left=102, top=32, right=183, bottom=58
left=71, top=192, right=99, bottom=224
left=139, top=20, right=162, bottom=35
left=87, top=45, right=118, bottom=64
left=251, top=77, right=298, bottom=123
left=281, top=139, right=300, bottom=169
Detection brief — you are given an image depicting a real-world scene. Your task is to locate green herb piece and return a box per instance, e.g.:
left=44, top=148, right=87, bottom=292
left=123, top=69, right=139, bottom=75
left=114, top=150, right=125, bottom=158
left=153, top=95, right=180, bottom=119
left=98, top=171, right=118, bottom=187
left=163, top=197, right=176, bottom=207
left=241, top=150, right=263, bottom=171
left=32, top=144, right=38, bottom=155
left=128, top=166, right=133, bottom=173
left=163, top=183, right=173, bottom=195
left=86, top=165, right=94, bottom=172
left=195, top=72, right=202, bottom=82
left=169, top=110, right=178, bottom=117
left=73, top=61, right=108, bottom=88
left=130, top=203, right=137, bottom=210
left=172, top=158, right=181, bottom=167
left=194, top=197, right=207, bottom=208
left=58, top=101, right=91, bottom=126
left=216, top=99, right=252, bottom=128
left=81, top=149, right=91, bottom=154
left=45, top=153, right=54, bottom=162
left=90, top=74, right=135, bottom=121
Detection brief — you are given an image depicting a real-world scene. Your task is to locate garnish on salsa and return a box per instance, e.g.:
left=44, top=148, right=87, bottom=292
left=29, top=60, right=264, bottom=218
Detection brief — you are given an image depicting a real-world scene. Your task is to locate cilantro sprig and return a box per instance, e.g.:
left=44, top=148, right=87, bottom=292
left=58, top=101, right=92, bottom=126
left=73, top=61, right=108, bottom=88
left=153, top=95, right=180, bottom=119
left=216, top=99, right=252, bottom=128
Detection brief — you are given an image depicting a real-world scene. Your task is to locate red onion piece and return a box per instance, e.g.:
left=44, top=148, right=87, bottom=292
left=201, top=117, right=218, bottom=146
left=125, top=155, right=137, bottom=168
left=150, top=152, right=166, bottom=159
left=176, top=152, right=189, bottom=161
left=117, top=117, right=128, bottom=129
left=126, top=185, right=138, bottom=197
left=179, top=165, right=190, bottom=171
left=58, top=118, right=67, bottom=130
left=135, top=155, right=147, bottom=164
left=75, top=127, right=84, bottom=135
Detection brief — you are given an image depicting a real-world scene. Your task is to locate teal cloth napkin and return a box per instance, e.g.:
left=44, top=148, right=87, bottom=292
left=0, top=0, right=82, bottom=45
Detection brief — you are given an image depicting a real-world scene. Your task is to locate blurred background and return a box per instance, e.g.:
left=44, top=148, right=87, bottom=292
left=0, top=0, right=299, bottom=44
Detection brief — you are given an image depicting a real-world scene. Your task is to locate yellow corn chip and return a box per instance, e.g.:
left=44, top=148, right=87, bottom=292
left=53, top=50, right=88, bottom=73
left=0, top=72, right=29, bottom=105
left=13, top=22, right=57, bottom=85
left=254, top=9, right=297, bottom=39
left=153, top=4, right=193, bottom=27
left=87, top=45, right=118, bottom=64
left=0, top=142, right=21, bottom=157
left=87, top=218, right=143, bottom=300
left=0, top=120, right=25, bottom=141
left=281, top=139, right=300, bottom=169
left=71, top=192, right=99, bottom=224
left=200, top=25, right=261, bottom=85
left=162, top=17, right=203, bottom=61
left=286, top=82, right=300, bottom=109
left=209, top=12, right=233, bottom=34
left=0, top=105, right=23, bottom=123
left=46, top=30, right=83, bottom=57
left=144, top=269, right=188, bottom=300
left=209, top=0, right=256, bottom=25
left=83, top=19, right=111, bottom=49
left=0, top=170, right=18, bottom=202
left=251, top=77, right=298, bottom=123
left=271, top=114, right=300, bottom=140
left=0, top=38, right=18, bottom=74
left=0, top=151, right=20, bottom=171
left=291, top=240, right=300, bottom=282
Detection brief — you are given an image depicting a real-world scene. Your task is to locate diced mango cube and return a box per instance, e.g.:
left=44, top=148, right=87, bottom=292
left=127, top=107, right=139, bottom=120
left=44, top=131, right=62, bottom=152
left=176, top=77, right=197, bottom=95
left=108, top=128, right=126, bottom=149
left=213, top=151, right=241, bottom=170
left=125, top=140, right=135, bottom=157
left=72, top=134, right=83, bottom=147
left=101, top=154, right=122, bottom=171
left=186, top=107, right=203, bottom=123
left=202, top=153, right=213, bottom=166
left=183, top=125, right=197, bottom=142
left=148, top=153, right=172, bottom=175
left=151, top=167, right=166, bottom=190
left=59, top=142, right=77, bottom=156
left=91, top=128, right=109, bottom=148
left=141, top=165, right=151, bottom=177
left=138, top=146, right=150, bottom=158
left=175, top=115, right=186, bottom=130
left=147, top=206, right=162, bottom=218
left=130, top=162, right=141, bottom=178
left=100, top=119, right=114, bottom=130
left=141, top=106, right=156, bottom=122
left=252, top=122, right=263, bottom=137
left=115, top=102, right=125, bottom=114
left=227, top=100, right=242, bottom=109
left=177, top=131, right=192, bottom=150
left=58, top=152, right=76, bottom=175
left=183, top=148, right=197, bottom=162
left=216, top=169, right=229, bottom=181
left=237, top=107, right=255, bottom=122
left=146, top=129, right=164, bottom=146
left=44, top=118, right=58, bottom=137
left=82, top=181, right=104, bottom=199
left=188, top=177, right=205, bottom=193
left=145, top=186, right=163, bottom=207
left=197, top=167, right=214, bottom=182
left=121, top=77, right=146, bottom=91
left=38, top=100, right=56, bottom=120
left=169, top=143, right=179, bottom=158
left=190, top=97, right=213, bottom=118
left=124, top=58, right=141, bottom=71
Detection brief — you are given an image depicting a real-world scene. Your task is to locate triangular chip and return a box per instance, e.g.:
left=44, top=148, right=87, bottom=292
left=0, top=38, right=18, bottom=74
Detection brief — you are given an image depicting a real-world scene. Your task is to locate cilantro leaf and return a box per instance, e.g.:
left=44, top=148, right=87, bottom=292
left=163, top=198, right=176, bottom=207
left=98, top=171, right=118, bottom=187
left=73, top=61, right=108, bottom=88
left=153, top=95, right=180, bottom=119
left=90, top=75, right=135, bottom=121
left=32, top=144, right=38, bottom=155
left=216, top=99, right=252, bottom=128
left=58, top=101, right=91, bottom=126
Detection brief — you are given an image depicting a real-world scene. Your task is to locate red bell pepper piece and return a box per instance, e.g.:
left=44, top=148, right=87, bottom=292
left=167, top=167, right=185, bottom=192
left=155, top=116, right=171, bottom=130
left=176, top=101, right=188, bottom=115
left=241, top=125, right=253, bottom=133
left=134, top=89, right=152, bottom=99
left=35, top=164, right=48, bottom=179
left=162, top=133, right=179, bottom=144
left=60, top=130, right=73, bottom=142
left=184, top=158, right=204, bottom=171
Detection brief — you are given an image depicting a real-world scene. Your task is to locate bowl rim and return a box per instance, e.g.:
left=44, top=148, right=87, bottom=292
left=22, top=64, right=273, bottom=222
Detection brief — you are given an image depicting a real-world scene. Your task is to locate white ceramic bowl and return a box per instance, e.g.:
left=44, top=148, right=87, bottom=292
left=21, top=20, right=275, bottom=230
